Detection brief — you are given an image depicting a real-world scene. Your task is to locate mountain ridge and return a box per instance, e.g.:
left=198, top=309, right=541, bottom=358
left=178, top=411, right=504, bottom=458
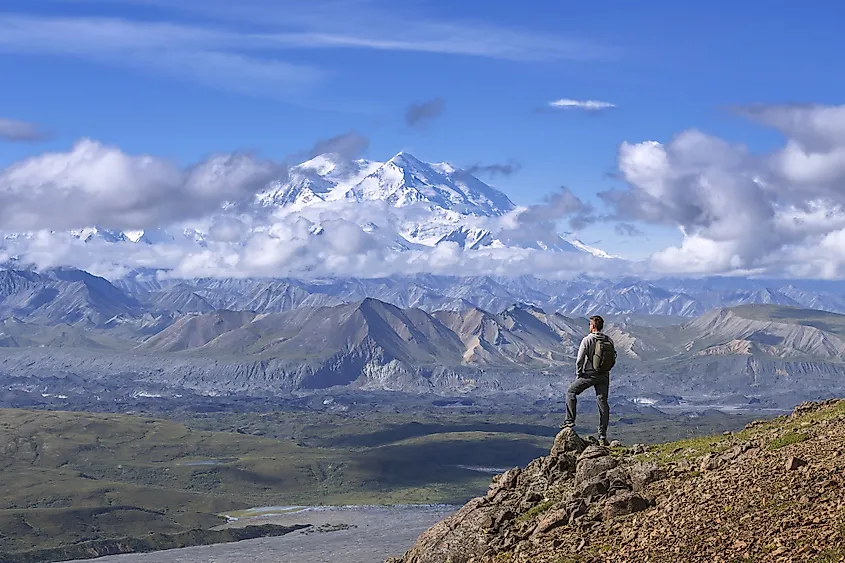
left=3, top=276, right=845, bottom=407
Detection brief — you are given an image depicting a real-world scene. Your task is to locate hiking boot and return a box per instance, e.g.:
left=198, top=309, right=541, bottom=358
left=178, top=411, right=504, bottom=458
left=598, top=436, right=610, bottom=447
left=560, top=421, right=575, bottom=430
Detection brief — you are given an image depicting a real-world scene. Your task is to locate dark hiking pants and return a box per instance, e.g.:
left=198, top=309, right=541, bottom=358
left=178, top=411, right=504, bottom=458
left=564, top=373, right=610, bottom=438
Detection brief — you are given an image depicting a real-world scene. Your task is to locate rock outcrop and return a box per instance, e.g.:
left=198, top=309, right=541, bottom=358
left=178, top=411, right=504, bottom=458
left=388, top=428, right=660, bottom=563
left=389, top=399, right=845, bottom=562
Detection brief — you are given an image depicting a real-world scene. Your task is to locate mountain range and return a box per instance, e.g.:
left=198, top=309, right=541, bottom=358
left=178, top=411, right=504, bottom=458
left=7, top=267, right=845, bottom=331
left=2, top=265, right=845, bottom=410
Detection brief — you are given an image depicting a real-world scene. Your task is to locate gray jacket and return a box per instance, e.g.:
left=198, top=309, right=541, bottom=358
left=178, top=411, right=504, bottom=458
left=575, top=332, right=614, bottom=377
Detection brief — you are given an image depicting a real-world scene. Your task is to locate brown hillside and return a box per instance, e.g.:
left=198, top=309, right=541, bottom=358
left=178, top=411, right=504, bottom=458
left=389, top=399, right=845, bottom=563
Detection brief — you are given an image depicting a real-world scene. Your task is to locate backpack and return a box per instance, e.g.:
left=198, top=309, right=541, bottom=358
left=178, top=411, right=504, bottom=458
left=592, top=334, right=617, bottom=373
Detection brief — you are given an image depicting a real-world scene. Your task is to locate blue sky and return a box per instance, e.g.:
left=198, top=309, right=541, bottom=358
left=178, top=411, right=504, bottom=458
left=1, top=0, right=844, bottom=260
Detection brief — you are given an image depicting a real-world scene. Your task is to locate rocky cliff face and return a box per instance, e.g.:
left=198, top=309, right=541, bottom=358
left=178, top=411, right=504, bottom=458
left=389, top=399, right=845, bottom=562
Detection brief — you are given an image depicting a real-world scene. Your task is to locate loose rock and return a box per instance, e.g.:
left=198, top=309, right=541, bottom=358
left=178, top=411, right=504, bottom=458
left=786, top=456, right=808, bottom=471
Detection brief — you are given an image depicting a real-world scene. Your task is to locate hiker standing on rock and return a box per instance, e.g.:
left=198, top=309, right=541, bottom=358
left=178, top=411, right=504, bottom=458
left=562, top=315, right=616, bottom=446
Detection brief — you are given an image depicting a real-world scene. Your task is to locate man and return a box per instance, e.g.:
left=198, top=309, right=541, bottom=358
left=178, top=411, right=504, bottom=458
left=561, top=315, right=616, bottom=446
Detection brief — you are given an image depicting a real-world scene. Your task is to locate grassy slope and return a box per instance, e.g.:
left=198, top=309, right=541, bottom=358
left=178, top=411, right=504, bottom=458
left=644, top=398, right=845, bottom=464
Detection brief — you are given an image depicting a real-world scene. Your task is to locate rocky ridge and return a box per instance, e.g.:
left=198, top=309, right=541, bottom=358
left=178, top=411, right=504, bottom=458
left=389, top=399, right=845, bottom=562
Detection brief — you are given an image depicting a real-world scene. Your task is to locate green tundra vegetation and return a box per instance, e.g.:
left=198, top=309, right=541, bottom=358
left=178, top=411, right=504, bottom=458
left=0, top=406, right=758, bottom=559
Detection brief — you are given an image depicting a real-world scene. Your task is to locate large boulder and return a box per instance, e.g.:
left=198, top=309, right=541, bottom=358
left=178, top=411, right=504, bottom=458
left=576, top=476, right=609, bottom=499
left=550, top=427, right=588, bottom=457
left=575, top=447, right=617, bottom=485
left=534, top=499, right=587, bottom=534
left=626, top=461, right=664, bottom=492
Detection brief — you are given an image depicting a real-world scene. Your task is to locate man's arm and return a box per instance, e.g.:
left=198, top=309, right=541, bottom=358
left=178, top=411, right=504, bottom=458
left=575, top=336, right=587, bottom=376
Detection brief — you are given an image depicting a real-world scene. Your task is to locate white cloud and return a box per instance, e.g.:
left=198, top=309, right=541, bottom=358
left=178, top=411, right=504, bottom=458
left=0, top=135, right=624, bottom=279
left=0, top=196, right=626, bottom=281
left=0, top=8, right=611, bottom=99
left=13, top=103, right=845, bottom=281
left=0, top=139, right=284, bottom=231
left=600, top=103, right=845, bottom=277
left=53, top=0, right=613, bottom=62
left=0, top=16, right=326, bottom=98
left=549, top=99, right=616, bottom=111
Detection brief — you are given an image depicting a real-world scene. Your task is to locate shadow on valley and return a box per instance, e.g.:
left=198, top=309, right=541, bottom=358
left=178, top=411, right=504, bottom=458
left=356, top=435, right=548, bottom=490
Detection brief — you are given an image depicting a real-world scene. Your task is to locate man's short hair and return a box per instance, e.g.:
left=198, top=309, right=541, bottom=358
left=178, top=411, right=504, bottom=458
left=589, top=315, right=604, bottom=331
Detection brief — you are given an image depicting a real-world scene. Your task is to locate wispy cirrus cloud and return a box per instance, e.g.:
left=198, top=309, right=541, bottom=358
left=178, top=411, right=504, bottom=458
left=0, top=118, right=50, bottom=142
left=0, top=2, right=613, bottom=99
left=549, top=98, right=616, bottom=111
left=0, top=15, right=326, bottom=98
left=40, top=0, right=612, bottom=62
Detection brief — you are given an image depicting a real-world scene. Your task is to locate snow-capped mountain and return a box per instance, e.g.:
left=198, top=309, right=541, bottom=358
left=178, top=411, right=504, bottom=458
left=257, top=152, right=517, bottom=217
left=353, top=152, right=515, bottom=216
left=70, top=227, right=129, bottom=244
left=0, top=151, right=615, bottom=283
left=253, top=151, right=608, bottom=255
left=68, top=227, right=208, bottom=247
left=11, top=151, right=607, bottom=258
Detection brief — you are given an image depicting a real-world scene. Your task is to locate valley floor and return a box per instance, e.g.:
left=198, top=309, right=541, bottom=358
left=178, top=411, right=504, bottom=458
left=65, top=505, right=457, bottom=563
left=0, top=402, right=761, bottom=561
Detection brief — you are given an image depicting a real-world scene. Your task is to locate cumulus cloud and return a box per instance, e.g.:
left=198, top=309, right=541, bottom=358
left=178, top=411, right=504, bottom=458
left=736, top=104, right=845, bottom=153
left=0, top=118, right=50, bottom=142
left=0, top=131, right=626, bottom=280
left=0, top=139, right=285, bottom=231
left=549, top=98, right=616, bottom=111
left=598, top=103, right=845, bottom=277
left=405, top=98, right=445, bottom=128
left=208, top=215, right=249, bottom=242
